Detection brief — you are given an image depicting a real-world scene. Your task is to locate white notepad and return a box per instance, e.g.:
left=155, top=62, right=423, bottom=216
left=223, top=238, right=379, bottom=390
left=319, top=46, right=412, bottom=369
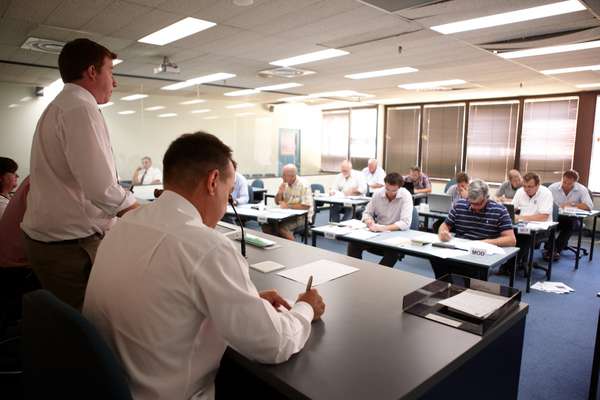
left=277, top=259, right=359, bottom=286
left=250, top=261, right=286, bottom=273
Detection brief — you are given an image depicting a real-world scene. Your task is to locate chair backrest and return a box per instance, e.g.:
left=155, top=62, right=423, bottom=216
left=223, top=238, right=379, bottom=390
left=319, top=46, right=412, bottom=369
left=444, top=179, right=456, bottom=193
left=411, top=206, right=420, bottom=230
left=311, top=183, right=325, bottom=194
left=22, top=290, right=133, bottom=400
left=542, top=182, right=553, bottom=188
left=552, top=203, right=559, bottom=222
left=251, top=179, right=264, bottom=189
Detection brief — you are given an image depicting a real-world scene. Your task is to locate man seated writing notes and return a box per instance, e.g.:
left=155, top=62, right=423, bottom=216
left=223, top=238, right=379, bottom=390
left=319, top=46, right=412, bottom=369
left=261, top=164, right=313, bottom=241
left=329, top=160, right=367, bottom=222
left=433, top=180, right=516, bottom=278
left=347, top=173, right=413, bottom=267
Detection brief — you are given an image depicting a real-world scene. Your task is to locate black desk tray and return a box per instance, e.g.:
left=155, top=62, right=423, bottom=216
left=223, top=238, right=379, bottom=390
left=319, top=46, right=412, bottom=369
left=403, top=274, right=521, bottom=336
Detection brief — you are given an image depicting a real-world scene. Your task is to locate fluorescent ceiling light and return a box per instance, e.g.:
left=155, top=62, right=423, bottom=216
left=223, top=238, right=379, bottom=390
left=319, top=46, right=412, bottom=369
left=430, top=0, right=586, bottom=34
left=224, top=89, right=260, bottom=97
left=576, top=82, right=600, bottom=88
left=118, top=110, right=136, bottom=115
left=399, top=79, right=466, bottom=90
left=113, top=59, right=123, bottom=66
left=270, top=48, right=349, bottom=67
left=226, top=103, right=254, bottom=109
left=345, top=67, right=418, bottom=80
left=308, top=90, right=373, bottom=98
left=20, top=96, right=32, bottom=102
left=99, top=102, right=114, bottom=109
left=158, top=113, right=177, bottom=118
left=179, top=99, right=206, bottom=105
left=204, top=116, right=219, bottom=120
left=162, top=73, right=236, bottom=91
left=236, top=112, right=255, bottom=117
left=121, top=94, right=148, bottom=101
left=541, top=64, right=600, bottom=74
left=256, top=83, right=303, bottom=91
left=145, top=106, right=165, bottom=111
left=191, top=109, right=211, bottom=114
left=8, top=104, right=19, bottom=108
left=138, top=17, right=216, bottom=46
left=499, top=40, right=600, bottom=59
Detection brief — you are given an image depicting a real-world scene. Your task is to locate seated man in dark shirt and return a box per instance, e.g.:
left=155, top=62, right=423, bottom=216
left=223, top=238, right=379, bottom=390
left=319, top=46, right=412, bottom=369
left=432, top=180, right=516, bottom=279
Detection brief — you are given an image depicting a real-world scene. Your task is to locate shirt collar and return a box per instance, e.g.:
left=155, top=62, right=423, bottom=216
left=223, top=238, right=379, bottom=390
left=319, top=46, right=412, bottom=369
left=156, top=190, right=202, bottom=223
left=63, top=83, right=98, bottom=106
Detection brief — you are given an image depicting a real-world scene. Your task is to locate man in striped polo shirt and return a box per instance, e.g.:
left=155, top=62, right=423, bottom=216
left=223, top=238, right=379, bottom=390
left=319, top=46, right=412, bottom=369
left=433, top=180, right=516, bottom=279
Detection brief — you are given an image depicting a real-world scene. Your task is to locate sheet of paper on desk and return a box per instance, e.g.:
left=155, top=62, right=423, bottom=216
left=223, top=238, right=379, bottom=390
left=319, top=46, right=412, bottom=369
left=427, top=247, right=468, bottom=259
left=319, top=225, right=354, bottom=236
left=525, top=221, right=555, bottom=230
left=344, top=229, right=379, bottom=240
left=411, top=233, right=441, bottom=245
left=250, top=261, right=286, bottom=273
left=338, top=219, right=367, bottom=229
left=438, top=289, right=511, bottom=319
left=277, top=260, right=359, bottom=286
left=382, top=237, right=412, bottom=247
left=562, top=207, right=591, bottom=215
left=454, top=241, right=505, bottom=255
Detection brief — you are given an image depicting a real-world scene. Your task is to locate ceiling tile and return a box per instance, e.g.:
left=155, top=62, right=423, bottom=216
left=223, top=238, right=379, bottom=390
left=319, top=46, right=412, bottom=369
left=45, top=0, right=113, bottom=30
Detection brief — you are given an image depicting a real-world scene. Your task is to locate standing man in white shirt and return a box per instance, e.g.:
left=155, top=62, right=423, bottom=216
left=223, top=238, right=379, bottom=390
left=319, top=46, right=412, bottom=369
left=21, top=39, right=138, bottom=310
left=362, top=158, right=386, bottom=195
left=132, top=156, right=162, bottom=185
left=261, top=164, right=313, bottom=240
left=83, top=132, right=325, bottom=400
left=511, top=172, right=554, bottom=268
left=347, top=173, right=413, bottom=267
left=329, top=160, right=367, bottom=222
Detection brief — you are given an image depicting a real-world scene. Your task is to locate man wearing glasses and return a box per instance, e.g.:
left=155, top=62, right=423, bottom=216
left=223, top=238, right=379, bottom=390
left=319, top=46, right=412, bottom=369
left=346, top=173, right=413, bottom=267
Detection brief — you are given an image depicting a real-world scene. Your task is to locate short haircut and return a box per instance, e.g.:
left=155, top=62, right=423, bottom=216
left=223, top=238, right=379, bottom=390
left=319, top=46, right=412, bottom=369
left=523, top=172, right=540, bottom=186
left=142, top=156, right=151, bottom=162
left=163, top=132, right=233, bottom=188
left=384, top=172, right=404, bottom=187
left=58, top=38, right=116, bottom=83
left=0, top=157, right=18, bottom=175
left=563, top=169, right=579, bottom=181
left=508, top=169, right=521, bottom=179
left=410, top=166, right=421, bottom=173
left=468, top=179, right=489, bottom=201
left=455, top=172, right=469, bottom=184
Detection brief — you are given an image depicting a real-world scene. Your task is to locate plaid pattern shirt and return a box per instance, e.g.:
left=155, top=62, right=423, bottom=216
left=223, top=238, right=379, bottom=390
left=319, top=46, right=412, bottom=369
left=280, top=177, right=314, bottom=221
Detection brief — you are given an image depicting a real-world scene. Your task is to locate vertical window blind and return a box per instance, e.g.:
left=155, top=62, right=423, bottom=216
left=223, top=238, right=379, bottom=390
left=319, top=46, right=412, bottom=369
left=385, top=106, right=420, bottom=175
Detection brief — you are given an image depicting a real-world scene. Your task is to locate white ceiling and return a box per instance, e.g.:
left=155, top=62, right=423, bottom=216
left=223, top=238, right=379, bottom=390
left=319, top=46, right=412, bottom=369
left=0, top=0, right=599, bottom=106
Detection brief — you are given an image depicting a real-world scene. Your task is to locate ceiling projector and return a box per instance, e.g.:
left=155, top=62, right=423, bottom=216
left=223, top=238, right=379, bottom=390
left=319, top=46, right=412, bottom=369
left=154, top=56, right=180, bottom=74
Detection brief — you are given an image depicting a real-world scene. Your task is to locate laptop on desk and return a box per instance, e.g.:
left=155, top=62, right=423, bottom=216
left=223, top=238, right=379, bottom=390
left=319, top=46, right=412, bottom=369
left=428, top=194, right=452, bottom=213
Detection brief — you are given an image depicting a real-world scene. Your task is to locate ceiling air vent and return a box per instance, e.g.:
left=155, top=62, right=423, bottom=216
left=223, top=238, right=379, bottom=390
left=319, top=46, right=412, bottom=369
left=358, top=0, right=449, bottom=13
left=21, top=37, right=65, bottom=54
left=258, top=67, right=315, bottom=79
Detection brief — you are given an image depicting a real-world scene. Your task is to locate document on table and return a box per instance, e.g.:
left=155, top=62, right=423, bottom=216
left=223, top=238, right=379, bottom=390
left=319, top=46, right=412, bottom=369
left=427, top=247, right=469, bottom=259
left=382, top=236, right=412, bottom=247
left=338, top=219, right=367, bottom=229
left=411, top=233, right=441, bottom=245
left=318, top=225, right=354, bottom=236
left=344, top=229, right=379, bottom=240
left=525, top=221, right=556, bottom=230
left=250, top=261, right=286, bottom=273
left=277, top=259, right=359, bottom=286
left=438, top=289, right=511, bottom=319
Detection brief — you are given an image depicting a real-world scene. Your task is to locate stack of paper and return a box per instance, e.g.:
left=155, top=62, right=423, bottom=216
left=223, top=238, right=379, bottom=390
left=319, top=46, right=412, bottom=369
left=530, top=281, right=575, bottom=294
left=438, top=289, right=511, bottom=319
left=411, top=234, right=440, bottom=246
left=339, top=219, right=367, bottom=229
left=318, top=225, right=354, bottom=236
left=344, top=230, right=379, bottom=240
left=382, top=237, right=412, bottom=247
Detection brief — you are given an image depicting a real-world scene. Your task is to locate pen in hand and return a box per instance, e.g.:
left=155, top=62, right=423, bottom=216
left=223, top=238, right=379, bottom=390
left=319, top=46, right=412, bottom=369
left=305, top=275, right=313, bottom=292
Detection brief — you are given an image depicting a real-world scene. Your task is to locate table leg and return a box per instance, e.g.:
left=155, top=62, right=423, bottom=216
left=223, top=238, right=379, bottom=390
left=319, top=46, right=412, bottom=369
left=526, top=231, right=536, bottom=293
left=303, top=214, right=308, bottom=244
left=351, top=205, right=356, bottom=219
left=312, top=232, right=317, bottom=247
left=548, top=226, right=555, bottom=281
left=510, top=254, right=516, bottom=288
left=424, top=215, right=430, bottom=232
left=576, top=217, right=583, bottom=270
left=590, top=215, right=597, bottom=262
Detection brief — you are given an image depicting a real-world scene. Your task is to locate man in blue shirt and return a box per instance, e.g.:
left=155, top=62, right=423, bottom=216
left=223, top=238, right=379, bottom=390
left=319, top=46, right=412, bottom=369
left=432, top=180, right=516, bottom=279
left=231, top=162, right=249, bottom=205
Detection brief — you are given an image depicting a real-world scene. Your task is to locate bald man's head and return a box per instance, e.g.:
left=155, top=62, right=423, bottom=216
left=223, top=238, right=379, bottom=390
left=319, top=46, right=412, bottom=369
left=340, top=160, right=352, bottom=177
left=282, top=164, right=298, bottom=185
left=367, top=159, right=377, bottom=173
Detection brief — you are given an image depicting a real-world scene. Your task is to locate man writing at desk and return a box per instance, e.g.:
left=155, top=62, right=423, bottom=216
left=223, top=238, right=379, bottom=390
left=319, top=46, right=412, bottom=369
left=84, top=132, right=325, bottom=400
left=434, top=180, right=516, bottom=278
left=329, top=160, right=367, bottom=222
left=261, top=164, right=313, bottom=241
left=347, top=173, right=413, bottom=267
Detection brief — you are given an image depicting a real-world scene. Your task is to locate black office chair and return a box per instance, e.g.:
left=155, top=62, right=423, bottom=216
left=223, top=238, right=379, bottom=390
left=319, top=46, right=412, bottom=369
left=410, top=207, right=420, bottom=230
left=250, top=179, right=264, bottom=203
left=22, top=290, right=133, bottom=400
left=311, top=183, right=328, bottom=215
left=563, top=187, right=595, bottom=258
left=247, top=184, right=258, bottom=204
left=251, top=179, right=264, bottom=189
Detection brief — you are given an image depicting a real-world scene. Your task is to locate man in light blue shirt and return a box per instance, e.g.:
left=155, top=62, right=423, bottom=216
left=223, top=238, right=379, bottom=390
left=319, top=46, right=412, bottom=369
left=547, top=169, right=594, bottom=260
left=231, top=163, right=249, bottom=205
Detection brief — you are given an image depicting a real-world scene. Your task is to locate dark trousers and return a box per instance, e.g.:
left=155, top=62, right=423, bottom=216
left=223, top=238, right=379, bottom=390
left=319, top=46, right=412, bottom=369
left=330, top=204, right=353, bottom=222
left=429, top=259, right=490, bottom=280
left=516, top=234, right=532, bottom=266
left=347, top=242, right=400, bottom=267
left=555, top=215, right=580, bottom=252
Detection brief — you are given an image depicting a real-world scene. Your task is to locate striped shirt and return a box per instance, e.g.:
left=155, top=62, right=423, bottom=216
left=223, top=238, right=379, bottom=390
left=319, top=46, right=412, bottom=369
left=445, top=199, right=513, bottom=240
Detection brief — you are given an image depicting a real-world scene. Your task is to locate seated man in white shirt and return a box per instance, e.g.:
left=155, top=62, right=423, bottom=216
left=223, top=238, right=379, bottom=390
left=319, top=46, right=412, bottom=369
left=547, top=169, right=594, bottom=261
left=512, top=172, right=554, bottom=267
left=329, top=160, right=367, bottom=222
left=261, top=164, right=313, bottom=241
left=84, top=132, right=325, bottom=400
left=362, top=158, right=386, bottom=195
left=346, top=173, right=413, bottom=267
left=132, top=156, right=162, bottom=185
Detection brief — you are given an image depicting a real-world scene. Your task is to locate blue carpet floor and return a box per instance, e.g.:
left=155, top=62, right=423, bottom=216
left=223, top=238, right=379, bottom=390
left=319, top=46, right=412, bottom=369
left=246, top=211, right=600, bottom=400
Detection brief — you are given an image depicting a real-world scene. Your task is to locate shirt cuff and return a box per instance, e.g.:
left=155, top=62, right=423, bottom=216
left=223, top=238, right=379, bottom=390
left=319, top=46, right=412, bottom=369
left=115, top=190, right=137, bottom=214
left=292, top=301, right=314, bottom=323
left=394, top=221, right=408, bottom=230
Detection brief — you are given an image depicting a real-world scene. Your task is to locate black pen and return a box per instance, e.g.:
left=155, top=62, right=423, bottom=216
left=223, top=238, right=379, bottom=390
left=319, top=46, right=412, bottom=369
left=306, top=275, right=313, bottom=292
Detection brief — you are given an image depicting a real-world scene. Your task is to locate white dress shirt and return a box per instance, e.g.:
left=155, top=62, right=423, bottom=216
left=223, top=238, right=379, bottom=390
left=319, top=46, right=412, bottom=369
left=136, top=166, right=162, bottom=185
left=363, top=187, right=413, bottom=230
left=512, top=185, right=554, bottom=222
left=232, top=172, right=249, bottom=205
left=0, top=195, right=9, bottom=218
left=333, top=170, right=367, bottom=195
left=83, top=190, right=313, bottom=400
left=22, top=83, right=136, bottom=241
left=362, top=167, right=386, bottom=189
left=548, top=182, right=593, bottom=210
